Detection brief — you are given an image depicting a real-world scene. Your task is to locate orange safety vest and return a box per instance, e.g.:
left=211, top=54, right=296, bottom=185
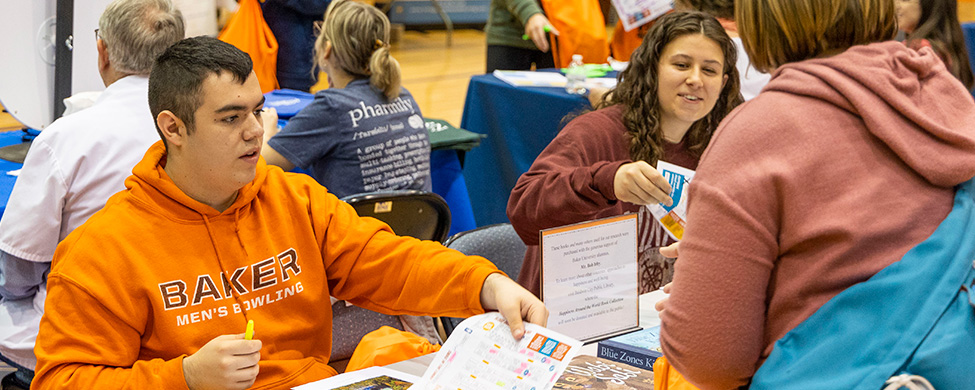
left=218, top=0, right=280, bottom=93
left=541, top=0, right=610, bottom=67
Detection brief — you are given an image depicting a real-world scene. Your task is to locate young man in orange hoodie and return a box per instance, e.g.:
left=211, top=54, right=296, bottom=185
left=31, top=36, right=547, bottom=390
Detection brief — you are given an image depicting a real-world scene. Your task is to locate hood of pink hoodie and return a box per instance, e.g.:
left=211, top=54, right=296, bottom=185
left=764, top=41, right=975, bottom=187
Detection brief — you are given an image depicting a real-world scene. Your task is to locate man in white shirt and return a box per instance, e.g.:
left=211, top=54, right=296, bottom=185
left=0, top=0, right=184, bottom=379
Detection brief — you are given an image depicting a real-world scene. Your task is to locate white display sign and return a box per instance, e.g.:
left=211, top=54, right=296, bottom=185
left=541, top=214, right=640, bottom=343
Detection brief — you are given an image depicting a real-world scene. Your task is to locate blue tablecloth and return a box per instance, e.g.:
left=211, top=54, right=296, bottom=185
left=0, top=131, right=27, bottom=218
left=460, top=73, right=592, bottom=226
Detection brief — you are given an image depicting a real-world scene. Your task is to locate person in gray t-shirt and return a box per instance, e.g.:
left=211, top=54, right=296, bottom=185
left=262, top=0, right=430, bottom=198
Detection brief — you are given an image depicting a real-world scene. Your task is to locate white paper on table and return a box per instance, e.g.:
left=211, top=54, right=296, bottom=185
left=645, top=161, right=695, bottom=240
left=409, top=312, right=582, bottom=390
left=493, top=70, right=568, bottom=88
left=611, top=0, right=673, bottom=31
left=5, top=169, right=20, bottom=177
left=586, top=77, right=618, bottom=90
left=292, top=366, right=420, bottom=390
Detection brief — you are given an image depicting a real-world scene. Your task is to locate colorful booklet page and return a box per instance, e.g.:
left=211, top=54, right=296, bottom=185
left=645, top=161, right=695, bottom=240
left=409, top=312, right=583, bottom=390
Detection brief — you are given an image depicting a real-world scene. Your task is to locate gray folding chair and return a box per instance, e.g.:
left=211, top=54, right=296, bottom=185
left=329, top=300, right=406, bottom=363
left=440, top=223, right=527, bottom=337
left=341, top=190, right=451, bottom=243
left=330, top=191, right=452, bottom=368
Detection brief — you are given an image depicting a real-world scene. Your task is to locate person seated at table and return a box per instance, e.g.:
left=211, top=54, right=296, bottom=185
left=674, top=0, right=769, bottom=100
left=30, top=36, right=546, bottom=390
left=261, top=0, right=431, bottom=199
left=0, top=0, right=184, bottom=378
left=506, top=11, right=744, bottom=297
left=656, top=0, right=975, bottom=387
left=895, top=0, right=974, bottom=91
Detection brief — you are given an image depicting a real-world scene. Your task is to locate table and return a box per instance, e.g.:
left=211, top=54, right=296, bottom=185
left=0, top=131, right=27, bottom=218
left=460, top=74, right=592, bottom=226
left=383, top=290, right=666, bottom=377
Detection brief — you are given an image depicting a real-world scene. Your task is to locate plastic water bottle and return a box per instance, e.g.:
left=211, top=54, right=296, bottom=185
left=565, top=54, right=588, bottom=95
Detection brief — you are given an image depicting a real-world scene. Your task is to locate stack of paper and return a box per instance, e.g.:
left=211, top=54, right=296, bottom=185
left=493, top=70, right=568, bottom=88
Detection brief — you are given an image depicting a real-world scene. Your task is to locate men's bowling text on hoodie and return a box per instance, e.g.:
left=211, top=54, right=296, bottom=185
left=157, top=248, right=304, bottom=327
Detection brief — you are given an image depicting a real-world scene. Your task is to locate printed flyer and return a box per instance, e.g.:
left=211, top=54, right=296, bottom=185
left=409, top=312, right=582, bottom=390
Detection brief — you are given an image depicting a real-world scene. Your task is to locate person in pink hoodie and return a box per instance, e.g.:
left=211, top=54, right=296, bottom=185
left=656, top=0, right=975, bottom=388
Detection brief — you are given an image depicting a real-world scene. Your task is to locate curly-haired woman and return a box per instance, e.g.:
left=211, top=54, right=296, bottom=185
left=506, top=11, right=744, bottom=296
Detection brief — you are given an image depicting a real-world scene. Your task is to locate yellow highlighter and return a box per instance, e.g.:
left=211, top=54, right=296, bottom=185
left=245, top=320, right=255, bottom=340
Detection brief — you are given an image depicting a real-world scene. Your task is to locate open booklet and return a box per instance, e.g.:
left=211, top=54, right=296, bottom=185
left=409, top=312, right=583, bottom=390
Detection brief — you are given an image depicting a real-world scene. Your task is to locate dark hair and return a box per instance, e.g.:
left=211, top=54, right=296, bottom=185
left=596, top=11, right=743, bottom=164
left=906, top=0, right=974, bottom=90
left=148, top=36, right=252, bottom=142
left=676, top=0, right=735, bottom=20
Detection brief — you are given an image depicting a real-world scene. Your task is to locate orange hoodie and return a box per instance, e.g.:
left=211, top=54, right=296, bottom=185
left=33, top=141, right=499, bottom=389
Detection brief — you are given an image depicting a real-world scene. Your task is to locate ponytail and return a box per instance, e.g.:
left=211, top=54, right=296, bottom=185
left=369, top=42, right=402, bottom=100
left=317, top=0, right=404, bottom=100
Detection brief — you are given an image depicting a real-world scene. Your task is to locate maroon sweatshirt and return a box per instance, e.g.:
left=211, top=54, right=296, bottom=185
left=507, top=104, right=698, bottom=296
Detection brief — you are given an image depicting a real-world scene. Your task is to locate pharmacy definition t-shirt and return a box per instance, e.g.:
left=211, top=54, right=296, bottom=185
left=269, top=79, right=432, bottom=198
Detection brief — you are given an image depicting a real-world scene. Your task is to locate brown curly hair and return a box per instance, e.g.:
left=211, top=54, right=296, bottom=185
left=596, top=11, right=743, bottom=165
left=675, top=0, right=735, bottom=19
